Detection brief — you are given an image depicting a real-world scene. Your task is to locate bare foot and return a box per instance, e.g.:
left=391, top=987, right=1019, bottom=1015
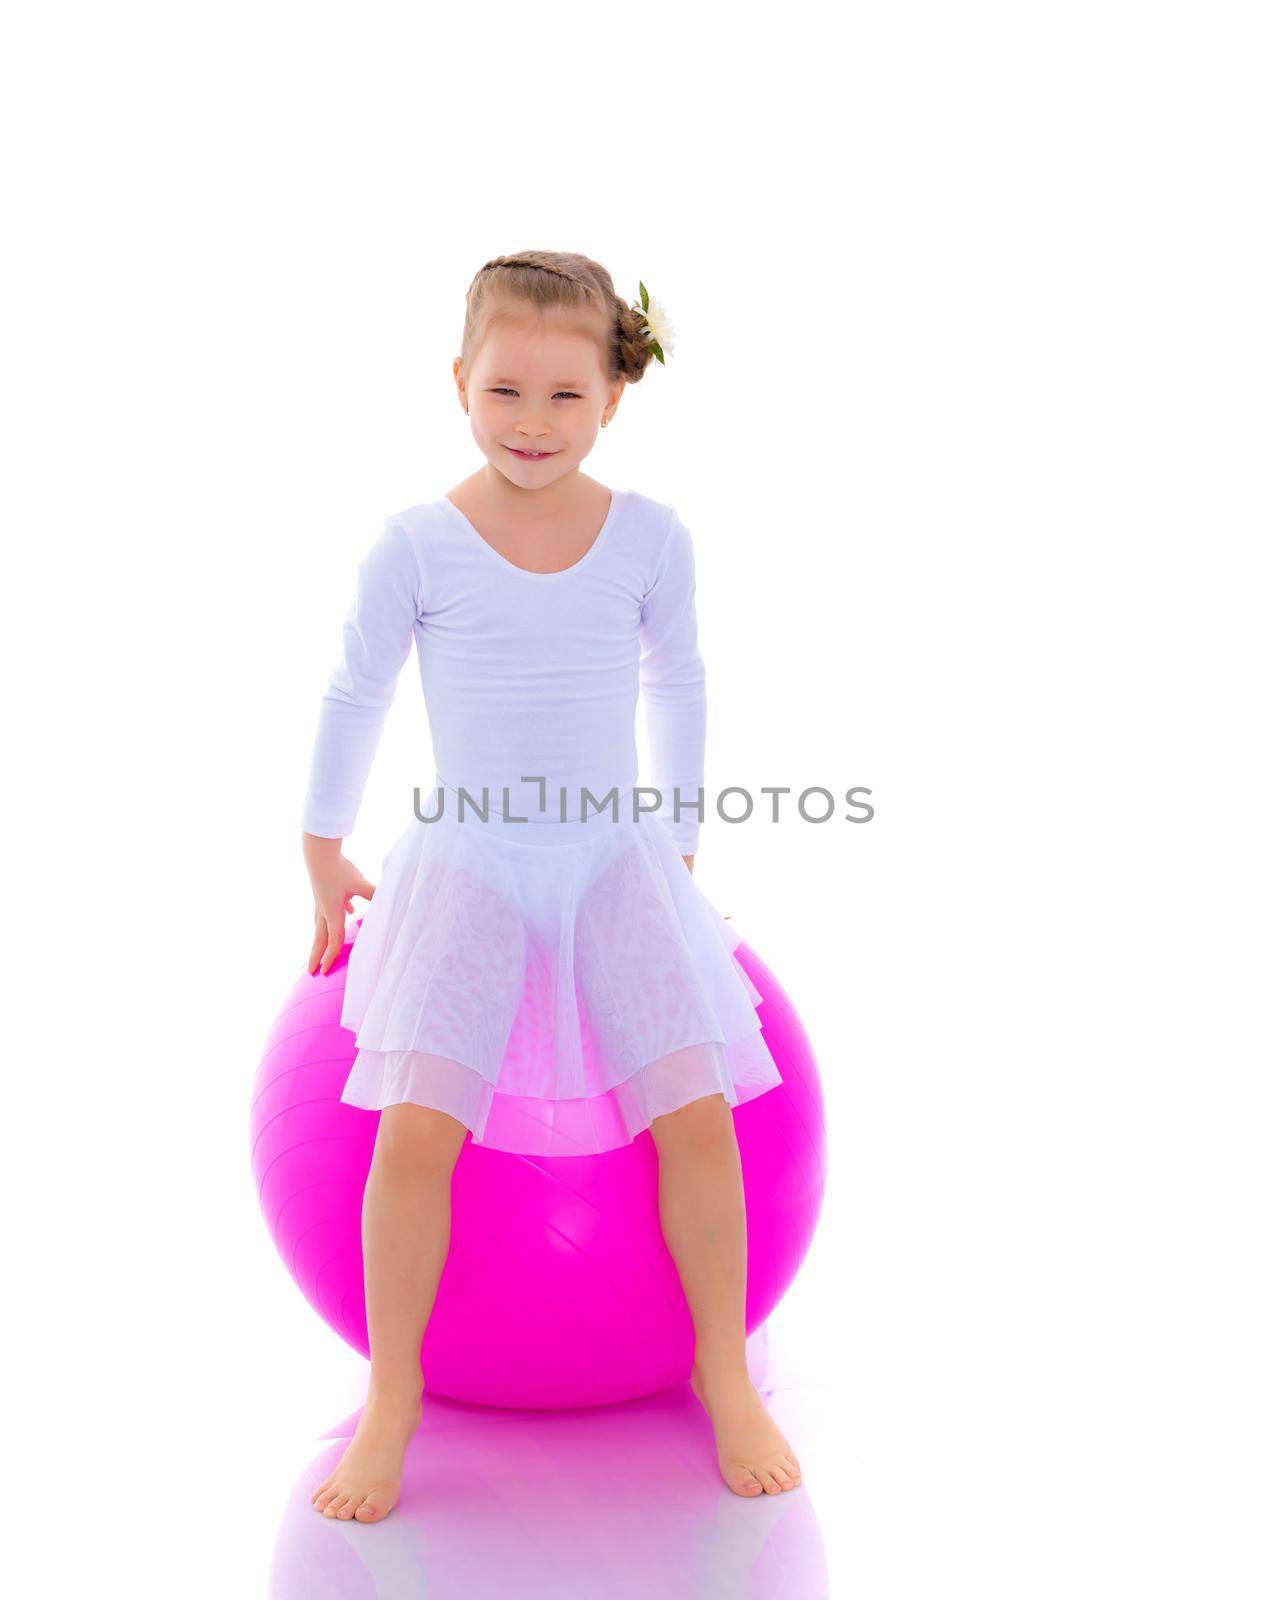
left=690, top=1364, right=803, bottom=1498
left=310, top=1380, right=424, bottom=1524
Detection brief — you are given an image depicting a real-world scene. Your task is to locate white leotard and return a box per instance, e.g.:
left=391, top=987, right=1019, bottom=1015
left=301, top=486, right=708, bottom=853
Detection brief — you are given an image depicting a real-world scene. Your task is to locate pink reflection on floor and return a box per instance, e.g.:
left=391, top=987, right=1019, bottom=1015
left=271, top=1328, right=826, bottom=1598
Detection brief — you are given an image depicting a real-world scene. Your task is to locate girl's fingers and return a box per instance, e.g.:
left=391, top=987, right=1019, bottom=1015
left=307, top=921, right=326, bottom=974
left=307, top=869, right=372, bottom=974
left=319, top=915, right=345, bottom=974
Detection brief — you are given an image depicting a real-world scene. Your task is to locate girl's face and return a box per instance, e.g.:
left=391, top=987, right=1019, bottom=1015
left=454, top=308, right=626, bottom=494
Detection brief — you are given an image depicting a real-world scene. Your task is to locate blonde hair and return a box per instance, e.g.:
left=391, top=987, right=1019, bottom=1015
left=460, top=250, right=656, bottom=385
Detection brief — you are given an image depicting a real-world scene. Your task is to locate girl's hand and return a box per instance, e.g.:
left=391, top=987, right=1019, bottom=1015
left=683, top=853, right=694, bottom=875
left=303, top=832, right=377, bottom=976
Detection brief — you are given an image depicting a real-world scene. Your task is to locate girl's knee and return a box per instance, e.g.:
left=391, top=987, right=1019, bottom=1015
left=650, top=1092, right=733, bottom=1146
left=375, top=1101, right=469, bottom=1169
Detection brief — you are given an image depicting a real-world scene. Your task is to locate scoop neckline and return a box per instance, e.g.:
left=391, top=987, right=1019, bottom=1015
left=438, top=487, right=624, bottom=580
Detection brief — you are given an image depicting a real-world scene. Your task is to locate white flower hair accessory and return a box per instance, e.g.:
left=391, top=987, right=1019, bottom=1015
left=632, top=281, right=675, bottom=364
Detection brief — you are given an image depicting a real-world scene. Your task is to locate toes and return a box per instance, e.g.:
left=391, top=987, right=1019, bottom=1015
left=726, top=1465, right=764, bottom=1496
left=355, top=1490, right=394, bottom=1522
left=315, top=1478, right=398, bottom=1520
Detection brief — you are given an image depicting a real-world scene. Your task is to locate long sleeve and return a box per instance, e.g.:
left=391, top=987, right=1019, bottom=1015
left=638, top=508, right=707, bottom=855
left=301, top=517, right=424, bottom=839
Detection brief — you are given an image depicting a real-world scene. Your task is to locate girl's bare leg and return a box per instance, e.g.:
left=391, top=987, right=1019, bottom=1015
left=311, top=1103, right=469, bottom=1524
left=649, top=1092, right=803, bottom=1497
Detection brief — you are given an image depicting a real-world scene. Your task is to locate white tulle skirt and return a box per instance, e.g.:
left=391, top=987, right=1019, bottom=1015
left=338, top=780, right=784, bottom=1156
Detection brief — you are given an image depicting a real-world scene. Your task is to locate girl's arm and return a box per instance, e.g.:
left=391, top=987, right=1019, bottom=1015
left=302, top=517, right=424, bottom=970
left=639, top=508, right=707, bottom=864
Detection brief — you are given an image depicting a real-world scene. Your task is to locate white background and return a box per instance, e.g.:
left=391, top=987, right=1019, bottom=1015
left=5, top=2, right=1276, bottom=1594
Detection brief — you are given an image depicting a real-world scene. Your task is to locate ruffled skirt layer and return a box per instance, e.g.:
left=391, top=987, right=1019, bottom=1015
left=339, top=783, right=783, bottom=1156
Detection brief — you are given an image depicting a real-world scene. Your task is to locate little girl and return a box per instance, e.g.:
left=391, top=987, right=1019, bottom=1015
left=301, top=250, right=802, bottom=1524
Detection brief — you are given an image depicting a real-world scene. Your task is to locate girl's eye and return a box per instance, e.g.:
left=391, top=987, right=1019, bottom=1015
left=491, top=388, right=581, bottom=400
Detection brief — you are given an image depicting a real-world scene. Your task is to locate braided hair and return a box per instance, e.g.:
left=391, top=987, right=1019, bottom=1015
left=461, top=250, right=656, bottom=384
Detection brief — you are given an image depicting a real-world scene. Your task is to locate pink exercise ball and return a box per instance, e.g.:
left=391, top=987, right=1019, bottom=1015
left=250, top=924, right=826, bottom=1410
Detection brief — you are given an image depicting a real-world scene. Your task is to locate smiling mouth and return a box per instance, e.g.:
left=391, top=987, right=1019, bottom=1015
left=507, top=446, right=557, bottom=458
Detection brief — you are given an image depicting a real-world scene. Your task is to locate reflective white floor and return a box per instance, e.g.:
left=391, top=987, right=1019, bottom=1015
left=269, top=1326, right=827, bottom=1598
